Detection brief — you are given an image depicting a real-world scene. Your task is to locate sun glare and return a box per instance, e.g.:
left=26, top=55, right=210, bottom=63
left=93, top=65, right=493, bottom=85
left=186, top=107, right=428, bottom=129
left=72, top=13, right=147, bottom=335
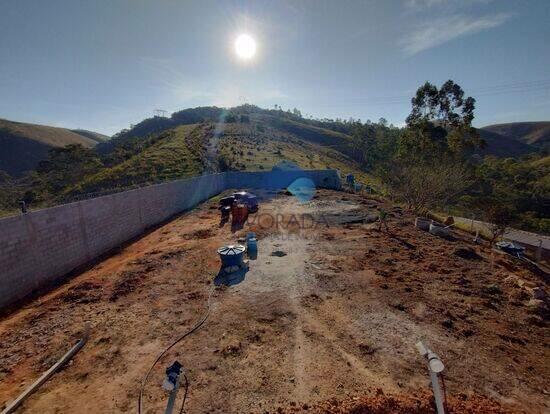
left=235, top=34, right=257, bottom=60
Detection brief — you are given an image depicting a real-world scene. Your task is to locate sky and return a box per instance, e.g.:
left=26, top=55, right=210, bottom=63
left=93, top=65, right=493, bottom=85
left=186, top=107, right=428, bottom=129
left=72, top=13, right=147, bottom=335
left=0, top=0, right=549, bottom=135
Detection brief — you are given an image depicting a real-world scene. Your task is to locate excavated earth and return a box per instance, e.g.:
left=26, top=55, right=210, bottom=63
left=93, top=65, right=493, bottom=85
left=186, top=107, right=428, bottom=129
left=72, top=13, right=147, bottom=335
left=0, top=189, right=548, bottom=413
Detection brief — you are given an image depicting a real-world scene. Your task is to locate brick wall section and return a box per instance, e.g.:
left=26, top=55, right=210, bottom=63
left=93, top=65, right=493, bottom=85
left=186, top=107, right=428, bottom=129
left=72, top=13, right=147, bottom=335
left=0, top=170, right=340, bottom=309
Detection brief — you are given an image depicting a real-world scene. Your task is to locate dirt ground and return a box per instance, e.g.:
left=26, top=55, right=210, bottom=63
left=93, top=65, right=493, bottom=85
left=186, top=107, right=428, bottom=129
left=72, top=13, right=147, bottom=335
left=0, top=189, right=548, bottom=413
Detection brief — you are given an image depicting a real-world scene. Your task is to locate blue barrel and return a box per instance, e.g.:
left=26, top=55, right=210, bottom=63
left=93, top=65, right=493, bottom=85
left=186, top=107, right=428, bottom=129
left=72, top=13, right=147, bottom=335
left=217, top=245, right=246, bottom=267
left=247, top=236, right=257, bottom=253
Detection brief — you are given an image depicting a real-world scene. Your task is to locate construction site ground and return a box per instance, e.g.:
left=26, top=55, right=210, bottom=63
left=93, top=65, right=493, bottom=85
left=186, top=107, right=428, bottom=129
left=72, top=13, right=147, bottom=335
left=0, top=189, right=548, bottom=413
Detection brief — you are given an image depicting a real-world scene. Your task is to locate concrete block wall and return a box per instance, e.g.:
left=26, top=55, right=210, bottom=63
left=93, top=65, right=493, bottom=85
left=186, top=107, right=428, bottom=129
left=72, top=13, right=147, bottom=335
left=226, top=169, right=341, bottom=190
left=0, top=170, right=339, bottom=310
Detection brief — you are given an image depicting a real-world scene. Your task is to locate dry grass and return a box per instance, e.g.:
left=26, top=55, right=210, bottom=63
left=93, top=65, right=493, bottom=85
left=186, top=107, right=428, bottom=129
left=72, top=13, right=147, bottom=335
left=0, top=119, right=98, bottom=148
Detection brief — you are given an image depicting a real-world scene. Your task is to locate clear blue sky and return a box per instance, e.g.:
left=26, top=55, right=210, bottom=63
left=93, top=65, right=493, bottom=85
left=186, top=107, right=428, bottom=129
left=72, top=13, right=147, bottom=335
left=1, top=0, right=549, bottom=135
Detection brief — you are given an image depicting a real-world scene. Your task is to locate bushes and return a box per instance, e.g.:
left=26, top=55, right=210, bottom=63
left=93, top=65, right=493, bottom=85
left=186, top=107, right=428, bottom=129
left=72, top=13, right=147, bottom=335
left=378, top=157, right=473, bottom=214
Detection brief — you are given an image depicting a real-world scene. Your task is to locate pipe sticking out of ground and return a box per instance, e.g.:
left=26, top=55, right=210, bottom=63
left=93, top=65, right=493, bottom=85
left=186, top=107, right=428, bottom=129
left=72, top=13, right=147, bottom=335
left=2, top=325, right=89, bottom=414
left=416, top=341, right=446, bottom=414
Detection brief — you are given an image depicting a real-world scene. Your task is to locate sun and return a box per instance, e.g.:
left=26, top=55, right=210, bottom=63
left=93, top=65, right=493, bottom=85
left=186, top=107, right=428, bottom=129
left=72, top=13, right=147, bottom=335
left=235, top=34, right=257, bottom=60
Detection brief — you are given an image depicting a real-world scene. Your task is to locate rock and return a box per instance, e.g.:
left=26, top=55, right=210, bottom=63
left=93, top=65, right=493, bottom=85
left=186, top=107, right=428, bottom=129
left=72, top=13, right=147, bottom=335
left=444, top=216, right=455, bottom=226
left=527, top=299, right=545, bottom=310
left=109, top=346, right=120, bottom=355
left=483, top=284, right=502, bottom=295
left=509, top=288, right=530, bottom=303
left=358, top=343, right=377, bottom=355
left=221, top=342, right=242, bottom=356
left=524, top=315, right=545, bottom=326
left=531, top=287, right=547, bottom=301
left=526, top=299, right=549, bottom=319
left=392, top=303, right=406, bottom=312
left=427, top=263, right=438, bottom=272
left=453, top=247, right=481, bottom=260
left=270, top=250, right=287, bottom=257
left=442, top=319, right=454, bottom=329
left=365, top=214, right=379, bottom=223
left=461, top=328, right=475, bottom=337
left=503, top=275, right=519, bottom=286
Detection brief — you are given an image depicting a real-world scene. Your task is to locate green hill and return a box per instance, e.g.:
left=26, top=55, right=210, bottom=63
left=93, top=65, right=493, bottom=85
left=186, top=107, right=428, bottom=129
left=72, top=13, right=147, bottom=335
left=71, top=129, right=109, bottom=144
left=69, top=124, right=206, bottom=195
left=531, top=155, right=550, bottom=168
left=0, top=118, right=104, bottom=176
left=216, top=113, right=368, bottom=180
left=2, top=106, right=547, bottom=216
left=482, top=121, right=550, bottom=150
left=66, top=115, right=370, bottom=196
left=477, top=128, right=537, bottom=158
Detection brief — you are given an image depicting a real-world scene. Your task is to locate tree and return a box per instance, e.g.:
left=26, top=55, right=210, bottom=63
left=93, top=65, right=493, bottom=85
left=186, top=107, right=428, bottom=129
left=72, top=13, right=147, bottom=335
left=224, top=113, right=237, bottom=123
left=350, top=122, right=376, bottom=167
left=406, top=80, right=475, bottom=128
left=466, top=155, right=550, bottom=234
left=34, top=144, right=103, bottom=198
left=481, top=202, right=514, bottom=246
left=397, top=120, right=447, bottom=161
left=377, top=80, right=481, bottom=213
left=378, top=156, right=473, bottom=213
left=405, top=80, right=482, bottom=157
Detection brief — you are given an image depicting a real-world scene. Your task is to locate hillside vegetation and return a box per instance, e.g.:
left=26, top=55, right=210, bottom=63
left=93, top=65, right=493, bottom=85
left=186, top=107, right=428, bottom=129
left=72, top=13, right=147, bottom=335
left=0, top=108, right=373, bottom=215
left=69, top=124, right=207, bottom=195
left=1, top=83, right=548, bottom=233
left=67, top=115, right=370, bottom=196
left=477, top=129, right=536, bottom=157
left=70, top=129, right=109, bottom=144
left=482, top=121, right=550, bottom=149
left=216, top=115, right=371, bottom=182
left=0, top=118, right=104, bottom=176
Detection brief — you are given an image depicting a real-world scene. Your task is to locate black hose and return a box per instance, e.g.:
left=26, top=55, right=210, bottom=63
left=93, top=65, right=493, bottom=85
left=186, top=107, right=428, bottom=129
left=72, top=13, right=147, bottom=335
left=138, top=284, right=216, bottom=414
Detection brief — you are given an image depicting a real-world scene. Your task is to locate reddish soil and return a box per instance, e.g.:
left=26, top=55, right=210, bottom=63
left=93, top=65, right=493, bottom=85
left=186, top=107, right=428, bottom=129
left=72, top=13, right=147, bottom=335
left=0, top=189, right=548, bottom=413
left=274, top=391, right=516, bottom=413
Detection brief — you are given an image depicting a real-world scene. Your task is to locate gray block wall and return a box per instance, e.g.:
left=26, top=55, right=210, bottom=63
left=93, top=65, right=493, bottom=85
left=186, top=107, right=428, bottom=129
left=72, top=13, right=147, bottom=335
left=0, top=169, right=340, bottom=310
left=225, top=169, right=341, bottom=190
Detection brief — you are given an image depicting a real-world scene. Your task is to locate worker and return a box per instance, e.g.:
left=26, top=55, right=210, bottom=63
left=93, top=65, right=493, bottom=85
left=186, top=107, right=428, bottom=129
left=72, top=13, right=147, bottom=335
left=345, top=173, right=355, bottom=190
left=378, top=208, right=389, bottom=232
left=19, top=200, right=28, bottom=214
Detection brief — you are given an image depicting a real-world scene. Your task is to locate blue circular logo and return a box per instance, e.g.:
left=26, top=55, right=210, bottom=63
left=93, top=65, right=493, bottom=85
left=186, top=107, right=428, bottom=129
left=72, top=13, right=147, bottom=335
left=287, top=177, right=316, bottom=203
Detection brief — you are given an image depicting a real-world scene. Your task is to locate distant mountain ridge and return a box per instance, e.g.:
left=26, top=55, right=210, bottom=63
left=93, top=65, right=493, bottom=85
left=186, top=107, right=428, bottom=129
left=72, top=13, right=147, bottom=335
left=476, top=128, right=537, bottom=158
left=2, top=110, right=548, bottom=179
left=481, top=122, right=550, bottom=150
left=70, top=129, right=109, bottom=144
left=0, top=118, right=106, bottom=176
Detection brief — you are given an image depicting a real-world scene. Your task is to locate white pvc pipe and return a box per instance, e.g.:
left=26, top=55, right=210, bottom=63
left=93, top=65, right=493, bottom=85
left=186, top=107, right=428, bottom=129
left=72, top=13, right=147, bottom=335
left=416, top=342, right=445, bottom=414
left=429, top=367, right=445, bottom=414
left=2, top=329, right=88, bottom=414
